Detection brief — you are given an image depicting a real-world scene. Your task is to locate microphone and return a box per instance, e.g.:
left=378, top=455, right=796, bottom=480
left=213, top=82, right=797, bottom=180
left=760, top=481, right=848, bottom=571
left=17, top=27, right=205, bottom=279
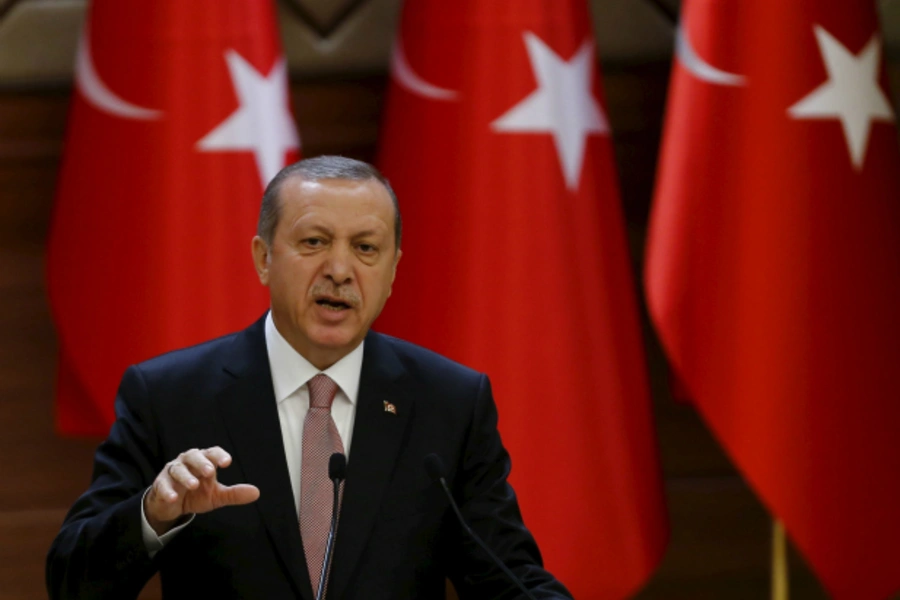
left=316, top=452, right=346, bottom=600
left=423, top=454, right=538, bottom=600
left=329, top=452, right=347, bottom=482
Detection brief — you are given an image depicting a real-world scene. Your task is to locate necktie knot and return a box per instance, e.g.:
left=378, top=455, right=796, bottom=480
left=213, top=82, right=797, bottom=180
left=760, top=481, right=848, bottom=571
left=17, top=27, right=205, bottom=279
left=308, top=373, right=338, bottom=409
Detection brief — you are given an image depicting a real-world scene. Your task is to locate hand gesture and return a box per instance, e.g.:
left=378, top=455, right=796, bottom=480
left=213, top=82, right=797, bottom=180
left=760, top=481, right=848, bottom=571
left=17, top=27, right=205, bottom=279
left=144, top=446, right=260, bottom=535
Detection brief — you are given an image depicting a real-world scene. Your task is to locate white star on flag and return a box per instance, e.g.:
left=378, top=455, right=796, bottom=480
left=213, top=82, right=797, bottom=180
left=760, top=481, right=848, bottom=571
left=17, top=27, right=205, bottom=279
left=788, top=26, right=895, bottom=170
left=197, top=50, right=300, bottom=188
left=491, top=32, right=608, bottom=191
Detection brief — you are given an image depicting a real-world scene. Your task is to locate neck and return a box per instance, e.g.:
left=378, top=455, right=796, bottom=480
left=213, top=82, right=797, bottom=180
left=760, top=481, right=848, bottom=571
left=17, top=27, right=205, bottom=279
left=270, top=312, right=357, bottom=371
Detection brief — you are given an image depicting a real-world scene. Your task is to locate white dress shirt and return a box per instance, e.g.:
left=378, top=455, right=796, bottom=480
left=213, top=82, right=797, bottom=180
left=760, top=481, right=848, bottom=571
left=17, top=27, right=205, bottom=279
left=142, top=312, right=363, bottom=554
left=265, top=311, right=362, bottom=510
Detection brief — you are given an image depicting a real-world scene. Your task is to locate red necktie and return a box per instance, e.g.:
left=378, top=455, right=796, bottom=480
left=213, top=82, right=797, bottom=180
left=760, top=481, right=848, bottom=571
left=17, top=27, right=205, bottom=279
left=300, top=374, right=344, bottom=594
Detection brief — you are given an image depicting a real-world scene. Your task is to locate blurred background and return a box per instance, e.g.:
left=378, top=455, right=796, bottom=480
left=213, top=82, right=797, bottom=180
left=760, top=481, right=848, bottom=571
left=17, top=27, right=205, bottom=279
left=1, top=0, right=899, bottom=598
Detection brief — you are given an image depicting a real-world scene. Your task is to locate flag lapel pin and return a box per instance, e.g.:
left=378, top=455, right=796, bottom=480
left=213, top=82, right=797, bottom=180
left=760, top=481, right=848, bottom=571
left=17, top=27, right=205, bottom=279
left=383, top=400, right=397, bottom=415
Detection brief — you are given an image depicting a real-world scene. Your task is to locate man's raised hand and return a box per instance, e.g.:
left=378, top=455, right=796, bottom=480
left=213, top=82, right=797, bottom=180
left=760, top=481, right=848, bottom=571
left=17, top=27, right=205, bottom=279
left=144, top=446, right=260, bottom=535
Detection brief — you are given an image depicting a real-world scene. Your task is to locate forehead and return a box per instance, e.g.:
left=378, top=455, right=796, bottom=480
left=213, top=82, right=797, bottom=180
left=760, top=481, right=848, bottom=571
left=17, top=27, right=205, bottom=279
left=277, top=176, right=395, bottom=234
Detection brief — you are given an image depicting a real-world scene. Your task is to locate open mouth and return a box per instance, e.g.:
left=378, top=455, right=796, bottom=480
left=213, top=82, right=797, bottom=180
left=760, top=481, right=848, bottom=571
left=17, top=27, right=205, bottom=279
left=316, top=297, right=352, bottom=311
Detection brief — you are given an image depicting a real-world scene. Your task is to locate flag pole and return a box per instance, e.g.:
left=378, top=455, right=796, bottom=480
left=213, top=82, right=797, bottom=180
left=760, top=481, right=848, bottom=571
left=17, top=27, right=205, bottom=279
left=771, top=519, right=789, bottom=600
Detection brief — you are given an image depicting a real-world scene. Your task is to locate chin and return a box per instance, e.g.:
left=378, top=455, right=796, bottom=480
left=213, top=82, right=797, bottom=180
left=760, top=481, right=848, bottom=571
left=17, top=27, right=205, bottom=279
left=309, top=330, right=359, bottom=352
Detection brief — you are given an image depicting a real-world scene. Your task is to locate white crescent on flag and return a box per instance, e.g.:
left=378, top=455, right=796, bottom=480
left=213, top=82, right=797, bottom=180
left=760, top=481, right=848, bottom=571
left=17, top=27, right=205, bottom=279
left=390, top=37, right=459, bottom=101
left=676, top=23, right=747, bottom=86
left=75, top=24, right=163, bottom=120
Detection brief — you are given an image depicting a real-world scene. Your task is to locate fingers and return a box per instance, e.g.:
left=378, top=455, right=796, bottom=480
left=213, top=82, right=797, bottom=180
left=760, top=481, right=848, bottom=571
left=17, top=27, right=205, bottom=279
left=174, top=446, right=232, bottom=482
left=202, top=446, right=232, bottom=468
left=181, top=450, right=216, bottom=480
left=216, top=483, right=261, bottom=508
left=153, top=470, right=182, bottom=503
left=168, top=461, right=201, bottom=489
left=149, top=447, right=232, bottom=509
left=146, top=446, right=256, bottom=529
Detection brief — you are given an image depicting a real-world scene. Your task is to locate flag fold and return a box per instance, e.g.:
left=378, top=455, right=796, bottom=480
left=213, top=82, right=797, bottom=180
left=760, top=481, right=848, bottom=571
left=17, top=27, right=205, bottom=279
left=377, top=1, right=668, bottom=596
left=48, top=0, right=299, bottom=436
left=646, top=1, right=900, bottom=597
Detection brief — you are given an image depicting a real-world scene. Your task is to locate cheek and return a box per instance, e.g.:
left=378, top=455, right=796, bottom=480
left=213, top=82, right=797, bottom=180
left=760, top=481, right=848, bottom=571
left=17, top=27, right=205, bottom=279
left=364, top=271, right=396, bottom=304
left=269, top=262, right=313, bottom=303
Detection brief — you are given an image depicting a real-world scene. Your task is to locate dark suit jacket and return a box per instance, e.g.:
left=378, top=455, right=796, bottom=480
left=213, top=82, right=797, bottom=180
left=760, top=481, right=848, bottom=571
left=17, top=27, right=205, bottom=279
left=47, top=316, right=572, bottom=599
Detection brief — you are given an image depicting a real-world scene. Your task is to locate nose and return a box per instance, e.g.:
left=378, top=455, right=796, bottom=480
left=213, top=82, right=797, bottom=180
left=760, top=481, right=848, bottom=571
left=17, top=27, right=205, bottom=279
left=322, top=243, right=353, bottom=285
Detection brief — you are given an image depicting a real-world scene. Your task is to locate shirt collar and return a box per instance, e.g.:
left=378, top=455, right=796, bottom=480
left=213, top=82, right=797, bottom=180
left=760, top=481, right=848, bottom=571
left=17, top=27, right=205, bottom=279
left=264, top=311, right=364, bottom=405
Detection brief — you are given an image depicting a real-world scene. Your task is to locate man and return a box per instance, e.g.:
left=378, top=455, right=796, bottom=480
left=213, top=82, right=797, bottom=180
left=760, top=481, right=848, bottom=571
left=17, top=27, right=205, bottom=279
left=47, top=156, right=572, bottom=599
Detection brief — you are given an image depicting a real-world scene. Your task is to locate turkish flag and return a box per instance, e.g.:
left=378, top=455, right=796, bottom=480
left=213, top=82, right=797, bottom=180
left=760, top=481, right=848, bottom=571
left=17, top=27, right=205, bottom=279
left=646, top=1, right=900, bottom=598
left=376, top=0, right=667, bottom=596
left=47, top=0, right=299, bottom=436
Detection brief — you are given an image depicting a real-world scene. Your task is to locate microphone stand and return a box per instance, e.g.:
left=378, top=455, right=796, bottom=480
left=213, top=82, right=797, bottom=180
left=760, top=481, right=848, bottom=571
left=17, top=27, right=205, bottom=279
left=316, top=453, right=345, bottom=600
left=424, top=454, right=538, bottom=600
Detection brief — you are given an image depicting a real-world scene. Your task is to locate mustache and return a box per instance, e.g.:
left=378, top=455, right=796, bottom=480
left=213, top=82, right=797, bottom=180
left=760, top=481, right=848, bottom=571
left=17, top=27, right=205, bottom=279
left=309, top=282, right=361, bottom=307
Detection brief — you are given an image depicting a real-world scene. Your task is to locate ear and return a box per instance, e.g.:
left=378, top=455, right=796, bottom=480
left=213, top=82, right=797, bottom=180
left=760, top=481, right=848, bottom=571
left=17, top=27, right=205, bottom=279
left=387, top=249, right=402, bottom=297
left=251, top=236, right=271, bottom=286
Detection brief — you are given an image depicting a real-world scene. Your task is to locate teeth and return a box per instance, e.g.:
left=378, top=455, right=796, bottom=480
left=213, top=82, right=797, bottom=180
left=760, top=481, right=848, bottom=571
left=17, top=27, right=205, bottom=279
left=317, top=299, right=348, bottom=310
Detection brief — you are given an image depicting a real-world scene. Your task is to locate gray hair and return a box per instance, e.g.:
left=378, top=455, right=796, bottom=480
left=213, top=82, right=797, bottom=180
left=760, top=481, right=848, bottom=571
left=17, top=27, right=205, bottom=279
left=257, top=155, right=402, bottom=249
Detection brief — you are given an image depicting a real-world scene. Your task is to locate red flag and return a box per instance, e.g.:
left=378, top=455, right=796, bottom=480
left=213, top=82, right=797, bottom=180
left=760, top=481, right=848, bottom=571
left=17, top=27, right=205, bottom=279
left=646, top=1, right=900, bottom=597
left=47, top=0, right=299, bottom=436
left=376, top=1, right=667, bottom=595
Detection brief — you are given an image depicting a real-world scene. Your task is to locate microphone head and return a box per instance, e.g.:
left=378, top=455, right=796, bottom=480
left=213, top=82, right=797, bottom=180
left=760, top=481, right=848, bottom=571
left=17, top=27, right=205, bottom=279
left=424, top=453, right=446, bottom=482
left=329, top=453, right=347, bottom=481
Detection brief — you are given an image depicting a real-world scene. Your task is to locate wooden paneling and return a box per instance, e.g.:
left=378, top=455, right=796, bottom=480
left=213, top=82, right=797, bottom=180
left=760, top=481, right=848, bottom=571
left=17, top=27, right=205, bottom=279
left=636, top=478, right=828, bottom=599
left=291, top=75, right=387, bottom=160
left=0, top=509, right=69, bottom=600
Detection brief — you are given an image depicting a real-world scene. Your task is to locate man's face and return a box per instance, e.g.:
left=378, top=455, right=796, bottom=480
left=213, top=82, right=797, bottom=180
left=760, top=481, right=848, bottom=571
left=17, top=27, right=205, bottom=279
left=252, top=177, right=400, bottom=369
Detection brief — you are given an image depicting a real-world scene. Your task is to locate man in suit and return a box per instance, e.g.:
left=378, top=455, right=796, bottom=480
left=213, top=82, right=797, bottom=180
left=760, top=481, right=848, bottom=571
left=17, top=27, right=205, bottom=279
left=47, top=156, right=572, bottom=599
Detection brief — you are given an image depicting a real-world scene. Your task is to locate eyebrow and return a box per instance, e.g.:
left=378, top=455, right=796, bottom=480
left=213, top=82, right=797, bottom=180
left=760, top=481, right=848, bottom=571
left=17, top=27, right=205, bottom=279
left=294, top=223, right=333, bottom=236
left=294, top=224, right=386, bottom=240
left=351, top=229, right=386, bottom=239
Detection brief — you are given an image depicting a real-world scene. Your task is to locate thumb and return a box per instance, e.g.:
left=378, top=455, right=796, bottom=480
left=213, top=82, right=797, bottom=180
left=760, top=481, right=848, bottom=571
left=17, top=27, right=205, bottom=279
left=216, top=483, right=261, bottom=507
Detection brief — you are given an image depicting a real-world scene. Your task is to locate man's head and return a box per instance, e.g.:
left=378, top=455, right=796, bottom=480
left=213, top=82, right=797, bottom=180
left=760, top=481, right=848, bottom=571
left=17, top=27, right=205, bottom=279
left=252, top=156, right=402, bottom=370
left=257, top=156, right=402, bottom=249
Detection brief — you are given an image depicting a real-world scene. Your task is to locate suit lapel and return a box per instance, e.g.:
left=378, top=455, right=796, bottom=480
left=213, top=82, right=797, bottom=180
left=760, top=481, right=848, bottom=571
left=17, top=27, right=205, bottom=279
left=215, top=317, right=315, bottom=600
left=330, top=332, right=413, bottom=600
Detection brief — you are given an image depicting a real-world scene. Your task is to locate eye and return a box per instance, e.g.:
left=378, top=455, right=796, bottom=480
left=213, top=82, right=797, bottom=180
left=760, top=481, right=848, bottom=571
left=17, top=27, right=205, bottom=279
left=357, top=243, right=377, bottom=254
left=303, top=237, right=324, bottom=248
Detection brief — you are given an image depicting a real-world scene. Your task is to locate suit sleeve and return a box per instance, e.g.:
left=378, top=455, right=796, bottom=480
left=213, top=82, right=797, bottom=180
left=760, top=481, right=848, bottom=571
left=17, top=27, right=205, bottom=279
left=446, top=374, right=573, bottom=600
left=46, top=365, right=164, bottom=600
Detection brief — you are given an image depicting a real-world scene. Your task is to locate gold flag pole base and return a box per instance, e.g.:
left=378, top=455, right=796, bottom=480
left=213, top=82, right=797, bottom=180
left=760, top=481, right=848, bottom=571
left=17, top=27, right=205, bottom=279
left=771, top=519, right=789, bottom=600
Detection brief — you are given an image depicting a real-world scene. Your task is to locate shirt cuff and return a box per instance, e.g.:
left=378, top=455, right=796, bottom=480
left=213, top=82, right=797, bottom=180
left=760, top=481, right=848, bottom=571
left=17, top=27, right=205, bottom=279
left=140, top=487, right=194, bottom=557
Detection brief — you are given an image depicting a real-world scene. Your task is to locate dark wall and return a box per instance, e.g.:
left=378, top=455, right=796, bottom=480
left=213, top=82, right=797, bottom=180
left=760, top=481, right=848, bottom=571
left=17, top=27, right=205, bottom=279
left=3, top=61, right=897, bottom=598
